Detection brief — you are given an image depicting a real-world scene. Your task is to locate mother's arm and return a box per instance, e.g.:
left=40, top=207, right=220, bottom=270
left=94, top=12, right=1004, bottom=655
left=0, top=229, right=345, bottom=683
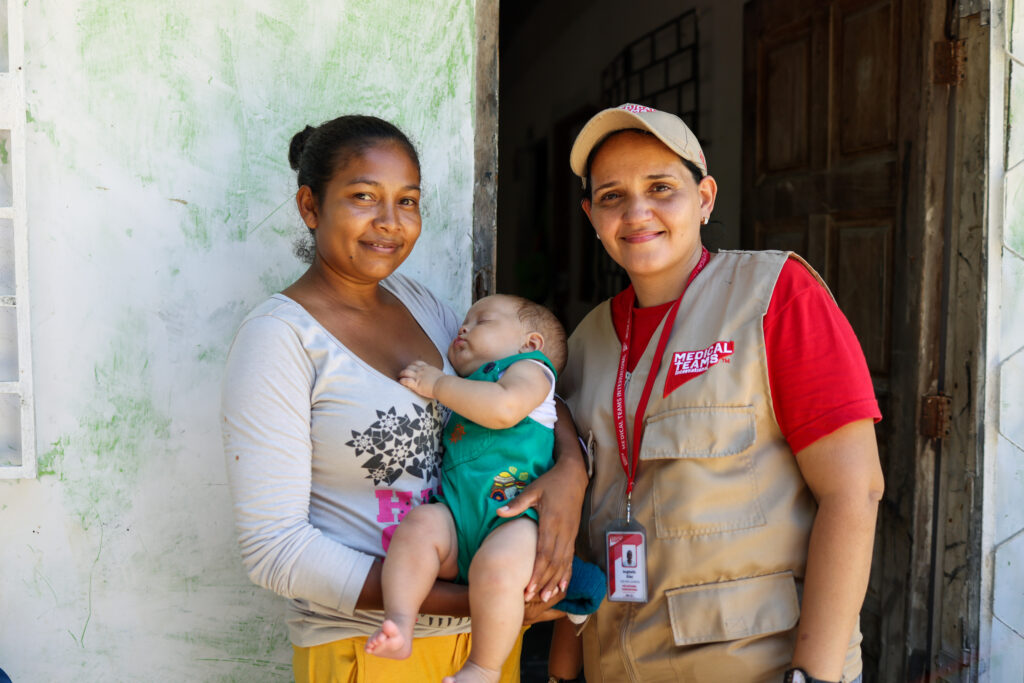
left=497, top=399, right=589, bottom=603
left=354, top=561, right=469, bottom=616
left=791, top=419, right=884, bottom=681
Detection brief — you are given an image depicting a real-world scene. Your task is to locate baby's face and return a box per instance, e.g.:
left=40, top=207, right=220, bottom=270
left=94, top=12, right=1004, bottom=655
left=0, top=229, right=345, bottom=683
left=448, top=296, right=531, bottom=376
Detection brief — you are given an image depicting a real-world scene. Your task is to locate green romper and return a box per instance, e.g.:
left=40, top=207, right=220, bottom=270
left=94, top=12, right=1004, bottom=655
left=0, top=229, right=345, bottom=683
left=434, top=351, right=556, bottom=583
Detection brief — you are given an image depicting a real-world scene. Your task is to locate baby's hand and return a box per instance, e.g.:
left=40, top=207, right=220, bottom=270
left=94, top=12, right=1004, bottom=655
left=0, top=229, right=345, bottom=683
left=399, top=360, right=444, bottom=399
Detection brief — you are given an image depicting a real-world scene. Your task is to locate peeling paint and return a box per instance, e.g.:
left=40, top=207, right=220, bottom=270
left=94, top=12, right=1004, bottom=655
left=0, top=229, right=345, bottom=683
left=37, top=436, right=67, bottom=479
left=42, top=317, right=172, bottom=528
left=196, top=345, right=226, bottom=365
left=170, top=614, right=289, bottom=662
left=258, top=269, right=297, bottom=297
left=25, top=107, right=58, bottom=147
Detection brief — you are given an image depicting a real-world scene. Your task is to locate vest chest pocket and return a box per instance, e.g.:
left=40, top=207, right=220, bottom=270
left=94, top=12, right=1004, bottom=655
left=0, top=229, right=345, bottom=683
left=640, top=406, right=766, bottom=538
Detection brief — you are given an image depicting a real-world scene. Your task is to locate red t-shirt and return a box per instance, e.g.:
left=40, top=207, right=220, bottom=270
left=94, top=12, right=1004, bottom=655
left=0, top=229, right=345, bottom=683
left=610, top=257, right=881, bottom=454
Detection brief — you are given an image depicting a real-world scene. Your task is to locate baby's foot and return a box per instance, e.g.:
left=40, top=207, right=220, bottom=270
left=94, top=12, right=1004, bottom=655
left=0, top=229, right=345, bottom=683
left=364, top=618, right=413, bottom=659
left=442, top=659, right=502, bottom=683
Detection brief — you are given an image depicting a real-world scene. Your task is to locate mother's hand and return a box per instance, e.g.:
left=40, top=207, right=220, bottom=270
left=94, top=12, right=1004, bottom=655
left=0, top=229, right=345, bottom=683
left=523, top=591, right=567, bottom=626
left=497, top=400, right=588, bottom=602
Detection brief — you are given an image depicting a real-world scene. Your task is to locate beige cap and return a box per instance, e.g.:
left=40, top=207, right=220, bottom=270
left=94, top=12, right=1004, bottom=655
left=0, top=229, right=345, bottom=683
left=569, top=103, right=706, bottom=187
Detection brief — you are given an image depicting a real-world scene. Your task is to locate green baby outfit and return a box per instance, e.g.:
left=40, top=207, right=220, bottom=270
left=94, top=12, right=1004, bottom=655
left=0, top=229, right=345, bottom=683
left=434, top=351, right=556, bottom=583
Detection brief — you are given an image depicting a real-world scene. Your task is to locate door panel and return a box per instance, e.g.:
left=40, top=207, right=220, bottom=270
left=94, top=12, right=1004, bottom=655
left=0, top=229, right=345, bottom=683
left=743, top=1, right=938, bottom=681
left=836, top=1, right=899, bottom=155
left=829, top=218, right=893, bottom=374
left=763, top=36, right=812, bottom=171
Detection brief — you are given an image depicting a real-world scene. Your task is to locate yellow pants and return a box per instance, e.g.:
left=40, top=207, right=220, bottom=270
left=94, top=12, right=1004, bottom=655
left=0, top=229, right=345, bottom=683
left=293, top=630, right=524, bottom=683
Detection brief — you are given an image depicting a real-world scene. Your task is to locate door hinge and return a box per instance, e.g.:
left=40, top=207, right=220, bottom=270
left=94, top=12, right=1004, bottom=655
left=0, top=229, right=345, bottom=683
left=920, top=394, right=953, bottom=439
left=933, top=39, right=966, bottom=85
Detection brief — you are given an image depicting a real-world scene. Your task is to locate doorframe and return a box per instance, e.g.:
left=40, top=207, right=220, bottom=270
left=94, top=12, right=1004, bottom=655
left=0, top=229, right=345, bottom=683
left=932, top=5, right=993, bottom=681
left=887, top=3, right=951, bottom=679
left=473, top=0, right=500, bottom=301
left=978, top=1, right=1008, bottom=680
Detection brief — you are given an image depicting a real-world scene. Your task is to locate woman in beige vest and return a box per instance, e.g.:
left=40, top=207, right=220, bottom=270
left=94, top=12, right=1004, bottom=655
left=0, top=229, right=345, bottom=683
left=553, top=104, right=884, bottom=683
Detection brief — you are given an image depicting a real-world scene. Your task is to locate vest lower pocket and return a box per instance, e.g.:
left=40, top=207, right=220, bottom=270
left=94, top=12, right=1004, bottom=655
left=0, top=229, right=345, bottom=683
left=642, top=405, right=766, bottom=537
left=665, top=571, right=800, bottom=646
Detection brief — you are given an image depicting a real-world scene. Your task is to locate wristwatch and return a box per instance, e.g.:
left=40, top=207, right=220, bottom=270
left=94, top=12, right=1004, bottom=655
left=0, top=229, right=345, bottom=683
left=783, top=668, right=838, bottom=683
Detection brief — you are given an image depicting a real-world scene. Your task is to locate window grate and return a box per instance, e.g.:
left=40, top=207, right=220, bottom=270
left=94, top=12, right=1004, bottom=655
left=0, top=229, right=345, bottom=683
left=0, top=0, right=37, bottom=479
left=590, top=10, right=701, bottom=303
left=600, top=9, right=700, bottom=133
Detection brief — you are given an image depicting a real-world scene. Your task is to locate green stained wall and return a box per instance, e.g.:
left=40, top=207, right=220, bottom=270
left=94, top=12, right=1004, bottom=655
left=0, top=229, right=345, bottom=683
left=0, top=1, right=476, bottom=679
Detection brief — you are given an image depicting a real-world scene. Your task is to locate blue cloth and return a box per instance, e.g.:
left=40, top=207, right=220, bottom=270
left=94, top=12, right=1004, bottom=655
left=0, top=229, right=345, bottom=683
left=553, top=556, right=606, bottom=615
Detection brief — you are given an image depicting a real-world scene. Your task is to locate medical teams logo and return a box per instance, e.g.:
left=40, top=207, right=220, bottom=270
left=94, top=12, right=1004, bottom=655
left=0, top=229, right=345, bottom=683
left=663, top=340, right=734, bottom=396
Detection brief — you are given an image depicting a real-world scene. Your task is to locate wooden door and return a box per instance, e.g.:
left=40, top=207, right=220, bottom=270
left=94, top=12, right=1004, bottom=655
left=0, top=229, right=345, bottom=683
left=743, top=1, right=950, bottom=680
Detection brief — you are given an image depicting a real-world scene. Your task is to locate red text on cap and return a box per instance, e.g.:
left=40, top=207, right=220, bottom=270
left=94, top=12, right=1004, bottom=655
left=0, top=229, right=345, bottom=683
left=619, top=103, right=655, bottom=113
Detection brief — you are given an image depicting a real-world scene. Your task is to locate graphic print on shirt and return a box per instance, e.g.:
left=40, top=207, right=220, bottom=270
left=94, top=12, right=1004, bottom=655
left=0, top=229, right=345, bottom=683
left=663, top=340, right=735, bottom=397
left=487, top=465, right=532, bottom=503
left=376, top=486, right=437, bottom=551
left=448, top=422, right=466, bottom=444
left=346, top=402, right=444, bottom=486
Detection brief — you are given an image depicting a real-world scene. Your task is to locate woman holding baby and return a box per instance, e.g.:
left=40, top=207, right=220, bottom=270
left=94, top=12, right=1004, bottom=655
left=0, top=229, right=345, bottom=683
left=221, top=115, right=587, bottom=682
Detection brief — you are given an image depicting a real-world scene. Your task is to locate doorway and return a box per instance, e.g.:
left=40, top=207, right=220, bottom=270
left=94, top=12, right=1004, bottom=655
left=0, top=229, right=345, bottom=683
left=498, top=0, right=744, bottom=332
left=495, top=1, right=967, bottom=681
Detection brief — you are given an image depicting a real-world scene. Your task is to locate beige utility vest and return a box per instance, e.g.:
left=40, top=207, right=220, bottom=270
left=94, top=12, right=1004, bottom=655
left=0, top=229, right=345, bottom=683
left=561, top=250, right=862, bottom=683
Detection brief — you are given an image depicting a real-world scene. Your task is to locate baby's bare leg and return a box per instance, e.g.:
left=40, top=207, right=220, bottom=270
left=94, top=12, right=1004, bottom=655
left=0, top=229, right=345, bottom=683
left=365, top=503, right=459, bottom=659
left=443, top=517, right=537, bottom=683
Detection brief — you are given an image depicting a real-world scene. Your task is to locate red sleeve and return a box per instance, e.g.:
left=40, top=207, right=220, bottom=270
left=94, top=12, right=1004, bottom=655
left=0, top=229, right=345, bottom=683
left=764, top=259, right=882, bottom=453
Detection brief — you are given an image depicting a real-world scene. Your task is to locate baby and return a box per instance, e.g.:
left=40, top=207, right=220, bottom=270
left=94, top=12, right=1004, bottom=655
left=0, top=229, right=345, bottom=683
left=366, top=294, right=568, bottom=683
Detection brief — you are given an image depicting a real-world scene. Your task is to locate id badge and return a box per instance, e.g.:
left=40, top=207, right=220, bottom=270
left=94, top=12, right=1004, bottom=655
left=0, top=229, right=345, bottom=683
left=605, top=519, right=648, bottom=603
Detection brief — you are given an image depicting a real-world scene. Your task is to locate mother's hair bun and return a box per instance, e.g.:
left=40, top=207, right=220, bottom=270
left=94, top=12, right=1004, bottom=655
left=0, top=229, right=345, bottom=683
left=288, top=125, right=317, bottom=171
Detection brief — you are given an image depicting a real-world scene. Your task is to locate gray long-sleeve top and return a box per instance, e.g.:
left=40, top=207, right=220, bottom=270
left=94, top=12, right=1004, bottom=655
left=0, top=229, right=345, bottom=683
left=221, top=273, right=470, bottom=647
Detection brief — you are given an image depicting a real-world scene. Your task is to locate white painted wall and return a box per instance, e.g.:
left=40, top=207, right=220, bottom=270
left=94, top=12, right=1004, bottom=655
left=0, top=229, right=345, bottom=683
left=0, top=1, right=476, bottom=679
left=984, top=1, right=1024, bottom=680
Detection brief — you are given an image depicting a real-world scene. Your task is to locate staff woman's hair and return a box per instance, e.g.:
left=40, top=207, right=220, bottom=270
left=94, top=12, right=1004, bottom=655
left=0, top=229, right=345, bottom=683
left=289, top=115, right=420, bottom=261
left=583, top=128, right=703, bottom=199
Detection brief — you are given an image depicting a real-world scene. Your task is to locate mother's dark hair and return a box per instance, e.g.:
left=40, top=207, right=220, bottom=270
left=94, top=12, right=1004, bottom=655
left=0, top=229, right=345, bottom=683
left=289, top=115, right=420, bottom=261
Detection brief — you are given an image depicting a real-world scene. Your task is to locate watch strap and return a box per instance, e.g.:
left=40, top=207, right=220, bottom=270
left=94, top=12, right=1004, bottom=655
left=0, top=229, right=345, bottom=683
left=784, top=667, right=839, bottom=683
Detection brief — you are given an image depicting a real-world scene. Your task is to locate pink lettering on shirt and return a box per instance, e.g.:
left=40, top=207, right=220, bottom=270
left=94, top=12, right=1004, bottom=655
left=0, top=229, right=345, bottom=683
left=376, top=490, right=414, bottom=523
left=377, top=487, right=438, bottom=551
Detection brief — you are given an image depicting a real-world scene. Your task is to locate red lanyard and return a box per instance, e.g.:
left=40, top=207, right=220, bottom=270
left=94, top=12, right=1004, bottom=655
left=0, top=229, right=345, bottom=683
left=613, top=247, right=710, bottom=508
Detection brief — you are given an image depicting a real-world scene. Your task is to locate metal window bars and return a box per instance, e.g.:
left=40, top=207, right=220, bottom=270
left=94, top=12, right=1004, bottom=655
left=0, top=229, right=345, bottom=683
left=0, top=0, right=37, bottom=479
left=591, top=10, right=701, bottom=303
